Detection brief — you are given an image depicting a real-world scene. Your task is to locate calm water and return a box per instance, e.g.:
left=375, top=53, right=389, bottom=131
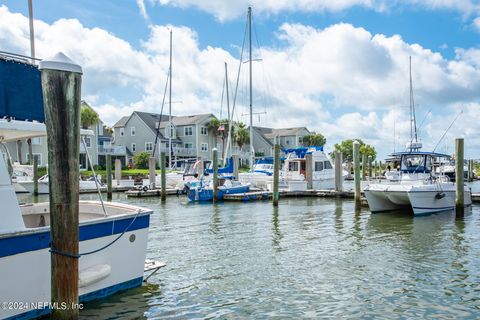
left=18, top=190, right=480, bottom=319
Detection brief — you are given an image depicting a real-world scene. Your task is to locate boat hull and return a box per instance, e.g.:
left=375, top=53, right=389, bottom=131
left=0, top=203, right=152, bottom=320
left=186, top=184, right=250, bottom=201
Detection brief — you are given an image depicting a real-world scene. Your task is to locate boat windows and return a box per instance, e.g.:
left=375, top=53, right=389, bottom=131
left=324, top=161, right=332, bottom=170
left=315, top=161, right=324, bottom=171
left=289, top=161, right=299, bottom=172
left=401, top=154, right=431, bottom=173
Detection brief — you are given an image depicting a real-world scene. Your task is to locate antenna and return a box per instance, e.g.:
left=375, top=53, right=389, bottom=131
left=432, top=111, right=463, bottom=152
left=409, top=56, right=418, bottom=147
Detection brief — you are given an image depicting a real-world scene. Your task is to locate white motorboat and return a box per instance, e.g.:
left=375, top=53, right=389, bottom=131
left=238, top=158, right=274, bottom=188
left=364, top=151, right=472, bottom=215
left=18, top=174, right=106, bottom=194
left=0, top=122, right=153, bottom=319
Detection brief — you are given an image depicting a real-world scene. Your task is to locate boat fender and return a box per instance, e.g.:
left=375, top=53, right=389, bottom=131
left=143, top=186, right=149, bottom=192
left=435, top=192, right=446, bottom=199
left=79, top=264, right=111, bottom=288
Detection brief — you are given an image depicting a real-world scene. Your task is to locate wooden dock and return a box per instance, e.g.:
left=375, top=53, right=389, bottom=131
left=125, top=188, right=180, bottom=197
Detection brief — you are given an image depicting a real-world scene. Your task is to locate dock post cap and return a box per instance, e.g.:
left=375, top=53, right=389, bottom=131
left=353, top=140, right=360, bottom=145
left=39, top=52, right=83, bottom=74
left=212, top=148, right=218, bottom=151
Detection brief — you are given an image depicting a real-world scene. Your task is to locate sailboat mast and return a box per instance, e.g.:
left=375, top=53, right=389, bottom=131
left=169, top=30, right=173, bottom=169
left=28, top=0, right=35, bottom=64
left=224, top=61, right=232, bottom=166
left=248, top=6, right=254, bottom=169
left=409, top=56, right=418, bottom=148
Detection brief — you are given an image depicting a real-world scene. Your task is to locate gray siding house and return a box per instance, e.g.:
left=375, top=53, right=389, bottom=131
left=112, top=111, right=217, bottom=167
left=248, top=126, right=311, bottom=158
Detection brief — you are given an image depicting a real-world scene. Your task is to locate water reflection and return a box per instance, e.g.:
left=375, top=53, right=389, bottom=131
left=209, top=204, right=221, bottom=235
left=271, top=206, right=282, bottom=250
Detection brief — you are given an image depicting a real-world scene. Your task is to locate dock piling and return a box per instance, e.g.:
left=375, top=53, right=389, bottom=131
left=374, top=160, right=378, bottom=178
left=361, top=153, right=366, bottom=181
left=161, top=152, right=166, bottom=202
left=353, top=141, right=361, bottom=204
left=468, top=159, right=473, bottom=182
left=39, top=52, right=82, bottom=320
left=33, top=156, right=38, bottom=196
left=233, top=154, right=239, bottom=180
left=334, top=151, right=343, bottom=192
left=213, top=148, right=218, bottom=202
left=273, top=144, right=280, bottom=206
left=106, top=154, right=112, bottom=201
left=368, top=155, right=372, bottom=179
left=456, top=138, right=465, bottom=215
left=305, top=153, right=313, bottom=190
left=114, top=159, right=121, bottom=186
left=149, top=157, right=156, bottom=189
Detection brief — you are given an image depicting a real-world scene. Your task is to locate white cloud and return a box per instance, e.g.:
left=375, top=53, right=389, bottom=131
left=1, top=5, right=480, bottom=158
left=150, top=0, right=480, bottom=21
left=136, top=0, right=149, bottom=20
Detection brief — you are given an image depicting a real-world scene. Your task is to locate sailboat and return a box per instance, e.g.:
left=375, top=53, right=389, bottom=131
left=364, top=57, right=472, bottom=215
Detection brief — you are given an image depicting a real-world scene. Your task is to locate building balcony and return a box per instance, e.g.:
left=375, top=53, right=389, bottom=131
left=160, top=147, right=197, bottom=156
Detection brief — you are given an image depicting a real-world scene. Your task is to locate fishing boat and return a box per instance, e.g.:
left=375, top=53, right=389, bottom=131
left=364, top=57, right=472, bottom=215
left=238, top=157, right=273, bottom=188
left=0, top=54, right=154, bottom=319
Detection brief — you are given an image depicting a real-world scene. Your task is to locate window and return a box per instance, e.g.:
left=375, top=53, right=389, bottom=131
left=26, top=153, right=42, bottom=166
left=201, top=126, right=208, bottom=135
left=84, top=137, right=92, bottom=148
left=131, top=127, right=136, bottom=136
left=185, top=143, right=193, bottom=149
left=184, top=126, right=193, bottom=136
left=145, top=142, right=153, bottom=152
left=120, top=128, right=124, bottom=136
left=324, top=161, right=332, bottom=170
left=131, top=143, right=136, bottom=152
left=201, top=143, right=208, bottom=152
left=315, top=161, right=324, bottom=171
left=288, top=162, right=299, bottom=172
left=31, top=137, right=41, bottom=145
left=298, top=136, right=303, bottom=144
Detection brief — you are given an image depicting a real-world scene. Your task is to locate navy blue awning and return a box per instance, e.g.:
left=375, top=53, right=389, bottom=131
left=0, top=58, right=45, bottom=122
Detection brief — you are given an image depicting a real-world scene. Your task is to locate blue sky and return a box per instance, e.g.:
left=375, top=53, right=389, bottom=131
left=1, top=0, right=480, bottom=158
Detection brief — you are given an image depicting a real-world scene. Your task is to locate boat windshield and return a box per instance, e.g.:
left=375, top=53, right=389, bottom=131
left=400, top=154, right=432, bottom=173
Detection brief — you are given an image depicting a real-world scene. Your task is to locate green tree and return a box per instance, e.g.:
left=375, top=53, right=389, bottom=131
left=133, top=151, right=150, bottom=169
left=207, top=118, right=231, bottom=152
left=302, top=133, right=326, bottom=147
left=234, top=123, right=249, bottom=150
left=80, top=101, right=99, bottom=129
left=333, top=139, right=376, bottom=162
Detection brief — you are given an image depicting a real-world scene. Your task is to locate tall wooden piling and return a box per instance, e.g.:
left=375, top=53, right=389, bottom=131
left=160, top=152, right=166, bottom=202
left=305, top=153, right=313, bottom=190
left=374, top=160, right=378, bottom=178
left=368, top=155, right=372, bottom=178
left=106, top=154, right=112, bottom=201
left=467, top=159, right=473, bottom=182
left=213, top=148, right=218, bottom=202
left=361, top=153, right=366, bottom=181
left=455, top=138, right=465, bottom=215
left=39, top=52, right=82, bottom=320
left=27, top=138, right=33, bottom=165
left=334, top=151, right=343, bottom=192
left=353, top=141, right=361, bottom=204
left=273, top=144, right=280, bottom=206
left=33, top=156, right=38, bottom=196
left=232, top=154, right=239, bottom=180
left=148, top=157, right=156, bottom=189
left=114, top=159, right=121, bottom=186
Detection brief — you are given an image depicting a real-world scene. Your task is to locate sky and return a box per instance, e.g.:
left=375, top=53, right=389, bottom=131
left=1, top=0, right=480, bottom=159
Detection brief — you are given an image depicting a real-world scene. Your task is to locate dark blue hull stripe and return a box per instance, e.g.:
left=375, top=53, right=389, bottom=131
left=0, top=215, right=150, bottom=258
left=5, top=277, right=144, bottom=320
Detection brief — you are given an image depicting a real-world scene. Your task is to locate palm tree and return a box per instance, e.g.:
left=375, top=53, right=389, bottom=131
left=234, top=124, right=249, bottom=151
left=80, top=101, right=99, bottom=129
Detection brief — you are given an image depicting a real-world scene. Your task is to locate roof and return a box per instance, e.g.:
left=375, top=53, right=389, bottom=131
left=157, top=113, right=214, bottom=128
left=113, top=116, right=129, bottom=128
left=390, top=151, right=451, bottom=158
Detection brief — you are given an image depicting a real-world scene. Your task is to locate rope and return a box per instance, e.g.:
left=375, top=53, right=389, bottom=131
left=49, top=209, right=142, bottom=259
left=81, top=136, right=107, bottom=217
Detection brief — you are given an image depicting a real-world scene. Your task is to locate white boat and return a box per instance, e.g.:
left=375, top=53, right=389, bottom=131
left=238, top=158, right=273, bottom=188
left=17, top=174, right=106, bottom=194
left=364, top=151, right=472, bottom=215
left=0, top=119, right=153, bottom=320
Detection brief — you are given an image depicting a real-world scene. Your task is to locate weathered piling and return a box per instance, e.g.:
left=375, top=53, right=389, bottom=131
left=305, top=153, right=313, bottom=189
left=467, top=159, right=473, bottom=182
left=149, top=157, right=156, bottom=189
left=114, top=159, right=121, bottom=186
left=368, top=155, right=372, bottom=178
left=160, top=152, right=166, bottom=202
left=374, top=160, right=378, bottom=178
left=353, top=141, right=361, bottom=204
left=27, top=138, right=33, bottom=165
left=273, top=144, right=280, bottom=206
left=213, top=148, right=218, bottom=202
left=39, top=52, right=82, bottom=320
left=456, top=138, right=465, bottom=215
left=361, top=153, right=366, bottom=181
left=33, top=156, right=38, bottom=196
left=233, top=154, right=239, bottom=180
left=334, top=151, right=343, bottom=192
left=106, top=154, right=112, bottom=201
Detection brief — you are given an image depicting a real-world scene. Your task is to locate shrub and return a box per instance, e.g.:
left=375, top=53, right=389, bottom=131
left=133, top=151, right=151, bottom=169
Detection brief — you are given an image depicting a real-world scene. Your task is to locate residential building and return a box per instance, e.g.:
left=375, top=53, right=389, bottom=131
left=112, top=111, right=217, bottom=167
left=249, top=126, right=311, bottom=158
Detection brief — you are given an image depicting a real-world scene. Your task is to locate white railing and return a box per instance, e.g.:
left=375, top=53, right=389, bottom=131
left=98, top=145, right=127, bottom=155
left=160, top=147, right=197, bottom=156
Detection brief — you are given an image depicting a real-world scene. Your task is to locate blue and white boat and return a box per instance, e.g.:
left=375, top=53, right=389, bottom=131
left=185, top=179, right=250, bottom=201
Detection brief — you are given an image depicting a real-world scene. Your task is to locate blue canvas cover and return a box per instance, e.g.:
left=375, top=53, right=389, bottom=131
left=0, top=58, right=45, bottom=122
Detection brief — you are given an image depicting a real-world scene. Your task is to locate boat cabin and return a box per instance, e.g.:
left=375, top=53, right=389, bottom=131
left=391, top=151, right=450, bottom=174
